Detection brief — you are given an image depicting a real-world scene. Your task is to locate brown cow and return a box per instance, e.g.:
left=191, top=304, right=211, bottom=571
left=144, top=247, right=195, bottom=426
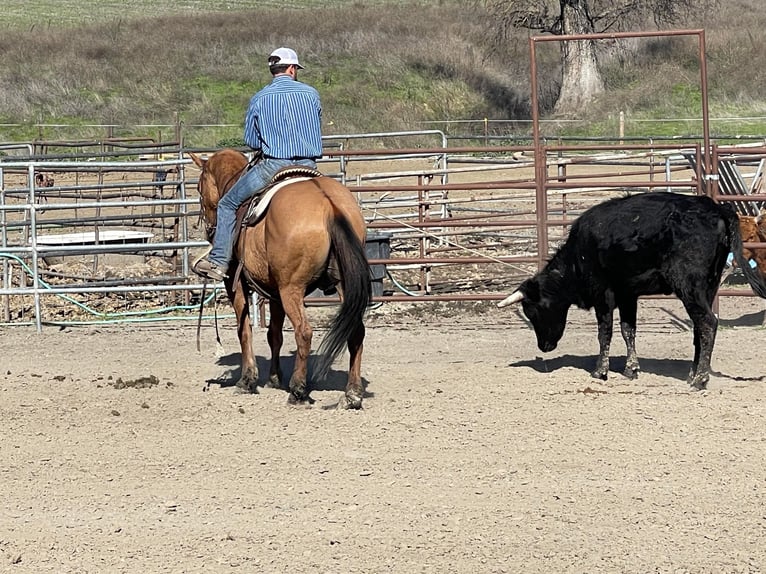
left=721, top=211, right=766, bottom=285
left=739, top=211, right=766, bottom=270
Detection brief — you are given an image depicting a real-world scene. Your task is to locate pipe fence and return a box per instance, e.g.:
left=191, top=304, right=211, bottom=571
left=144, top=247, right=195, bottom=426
left=2, top=132, right=766, bottom=330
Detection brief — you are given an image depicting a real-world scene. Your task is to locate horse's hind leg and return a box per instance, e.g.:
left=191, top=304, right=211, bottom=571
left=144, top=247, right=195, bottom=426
left=280, top=288, right=313, bottom=404
left=265, top=300, right=285, bottom=389
left=339, top=324, right=365, bottom=410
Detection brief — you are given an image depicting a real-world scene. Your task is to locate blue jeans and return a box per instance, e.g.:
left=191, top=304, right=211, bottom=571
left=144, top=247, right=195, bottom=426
left=209, top=157, right=317, bottom=267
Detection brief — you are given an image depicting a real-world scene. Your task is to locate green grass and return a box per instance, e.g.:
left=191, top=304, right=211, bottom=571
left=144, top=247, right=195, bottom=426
left=181, top=77, right=258, bottom=122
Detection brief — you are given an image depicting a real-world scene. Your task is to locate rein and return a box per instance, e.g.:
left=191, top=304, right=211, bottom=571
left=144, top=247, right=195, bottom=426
left=198, top=153, right=256, bottom=238
left=195, top=283, right=206, bottom=352
left=195, top=151, right=261, bottom=355
left=195, top=282, right=223, bottom=353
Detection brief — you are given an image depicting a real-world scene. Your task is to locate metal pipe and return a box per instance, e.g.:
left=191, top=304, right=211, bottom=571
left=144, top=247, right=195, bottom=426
left=0, top=240, right=207, bottom=256
left=26, top=164, right=42, bottom=331
left=0, top=198, right=197, bottom=211
left=0, top=171, right=7, bottom=322
left=0, top=282, right=218, bottom=296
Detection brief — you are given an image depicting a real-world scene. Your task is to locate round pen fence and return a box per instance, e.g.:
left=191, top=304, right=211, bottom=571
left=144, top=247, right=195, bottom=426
left=1, top=133, right=766, bottom=331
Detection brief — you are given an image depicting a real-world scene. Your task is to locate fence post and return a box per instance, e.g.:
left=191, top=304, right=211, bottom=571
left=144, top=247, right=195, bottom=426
left=619, top=111, right=625, bottom=144
left=0, top=175, right=8, bottom=322
left=26, top=165, right=43, bottom=331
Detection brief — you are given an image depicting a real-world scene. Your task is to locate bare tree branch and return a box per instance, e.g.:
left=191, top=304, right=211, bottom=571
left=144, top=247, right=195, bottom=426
left=479, top=0, right=719, bottom=115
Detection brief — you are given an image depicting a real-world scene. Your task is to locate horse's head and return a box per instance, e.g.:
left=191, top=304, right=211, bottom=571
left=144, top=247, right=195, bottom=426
left=188, top=150, right=250, bottom=241
left=188, top=152, right=222, bottom=241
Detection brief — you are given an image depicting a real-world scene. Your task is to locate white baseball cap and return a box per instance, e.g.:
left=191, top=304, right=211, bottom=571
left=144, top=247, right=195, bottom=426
left=268, top=47, right=304, bottom=70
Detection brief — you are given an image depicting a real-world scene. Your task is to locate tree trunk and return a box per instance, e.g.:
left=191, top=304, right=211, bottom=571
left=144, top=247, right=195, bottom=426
left=552, top=0, right=604, bottom=117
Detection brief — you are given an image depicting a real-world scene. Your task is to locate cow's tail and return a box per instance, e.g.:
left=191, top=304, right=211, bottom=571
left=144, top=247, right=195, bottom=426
left=726, top=207, right=766, bottom=298
left=312, top=211, right=372, bottom=381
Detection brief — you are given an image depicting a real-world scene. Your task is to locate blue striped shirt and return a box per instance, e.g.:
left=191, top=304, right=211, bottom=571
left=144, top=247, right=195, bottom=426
left=243, top=75, right=323, bottom=160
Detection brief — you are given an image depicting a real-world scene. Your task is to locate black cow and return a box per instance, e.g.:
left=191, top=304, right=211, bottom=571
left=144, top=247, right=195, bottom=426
left=499, top=191, right=766, bottom=390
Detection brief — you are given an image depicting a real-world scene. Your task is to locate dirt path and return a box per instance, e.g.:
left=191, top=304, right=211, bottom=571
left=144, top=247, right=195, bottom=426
left=0, top=298, right=765, bottom=573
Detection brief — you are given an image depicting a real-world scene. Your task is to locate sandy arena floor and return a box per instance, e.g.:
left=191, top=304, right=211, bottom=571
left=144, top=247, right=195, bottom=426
left=0, top=297, right=765, bottom=573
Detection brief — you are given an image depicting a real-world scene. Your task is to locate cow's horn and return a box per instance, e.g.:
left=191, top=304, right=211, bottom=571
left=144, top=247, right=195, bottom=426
left=497, top=290, right=525, bottom=308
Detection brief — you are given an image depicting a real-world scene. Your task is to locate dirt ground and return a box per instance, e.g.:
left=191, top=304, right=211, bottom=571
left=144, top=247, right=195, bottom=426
left=1, top=296, right=765, bottom=574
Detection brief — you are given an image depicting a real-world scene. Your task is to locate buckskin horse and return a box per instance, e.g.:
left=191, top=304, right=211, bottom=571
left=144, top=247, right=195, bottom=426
left=188, top=149, right=372, bottom=409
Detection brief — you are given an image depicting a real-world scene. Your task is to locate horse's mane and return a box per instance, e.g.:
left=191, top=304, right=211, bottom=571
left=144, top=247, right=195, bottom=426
left=208, top=149, right=249, bottom=197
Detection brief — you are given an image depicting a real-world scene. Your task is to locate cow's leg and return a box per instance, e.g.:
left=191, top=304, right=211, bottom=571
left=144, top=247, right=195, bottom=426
left=339, top=323, right=365, bottom=410
left=279, top=287, right=313, bottom=404
left=228, top=281, right=258, bottom=393
left=264, top=300, right=285, bottom=389
left=617, top=297, right=640, bottom=379
left=682, top=296, right=718, bottom=390
left=688, top=323, right=701, bottom=383
left=592, top=304, right=614, bottom=380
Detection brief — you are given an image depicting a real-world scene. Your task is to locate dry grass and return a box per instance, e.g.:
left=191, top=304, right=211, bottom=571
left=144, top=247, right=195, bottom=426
left=1, top=0, right=766, bottom=145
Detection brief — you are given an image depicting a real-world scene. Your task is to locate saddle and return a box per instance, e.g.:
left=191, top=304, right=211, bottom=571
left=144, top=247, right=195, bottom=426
left=230, top=166, right=323, bottom=298
left=234, top=166, right=322, bottom=230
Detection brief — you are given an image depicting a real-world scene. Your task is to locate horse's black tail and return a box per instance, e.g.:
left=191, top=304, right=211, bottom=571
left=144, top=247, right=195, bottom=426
left=726, top=207, right=766, bottom=298
left=312, top=213, right=372, bottom=381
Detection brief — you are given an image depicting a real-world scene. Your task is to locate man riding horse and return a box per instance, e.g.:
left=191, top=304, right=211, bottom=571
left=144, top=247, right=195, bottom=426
left=193, top=46, right=322, bottom=282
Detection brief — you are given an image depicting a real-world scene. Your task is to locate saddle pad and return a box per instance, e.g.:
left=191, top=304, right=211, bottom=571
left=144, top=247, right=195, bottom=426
left=244, top=177, right=311, bottom=223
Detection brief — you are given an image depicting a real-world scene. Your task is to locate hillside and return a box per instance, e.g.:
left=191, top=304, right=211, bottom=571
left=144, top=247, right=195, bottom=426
left=1, top=0, right=766, bottom=146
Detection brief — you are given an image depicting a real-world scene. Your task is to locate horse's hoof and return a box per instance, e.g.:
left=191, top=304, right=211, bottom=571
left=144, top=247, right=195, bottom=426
left=689, top=379, right=708, bottom=391
left=287, top=391, right=314, bottom=405
left=622, top=367, right=639, bottom=380
left=263, top=376, right=282, bottom=390
left=590, top=369, right=608, bottom=381
left=234, top=381, right=257, bottom=394
left=338, top=393, right=363, bottom=410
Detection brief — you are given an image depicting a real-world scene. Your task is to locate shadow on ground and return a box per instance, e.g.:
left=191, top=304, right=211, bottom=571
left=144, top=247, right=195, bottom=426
left=511, top=354, right=689, bottom=381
